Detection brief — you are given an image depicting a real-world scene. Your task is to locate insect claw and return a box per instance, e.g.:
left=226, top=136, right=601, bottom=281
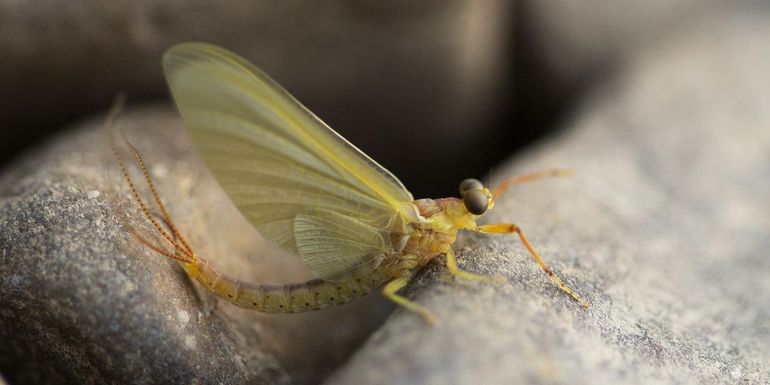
left=488, top=275, right=508, bottom=284
left=419, top=310, right=440, bottom=326
left=439, top=273, right=456, bottom=283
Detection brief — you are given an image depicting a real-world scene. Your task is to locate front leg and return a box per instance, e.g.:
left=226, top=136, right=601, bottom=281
left=445, top=248, right=507, bottom=283
left=476, top=223, right=590, bottom=309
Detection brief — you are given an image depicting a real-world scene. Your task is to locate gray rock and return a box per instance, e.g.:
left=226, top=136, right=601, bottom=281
left=326, top=9, right=770, bottom=385
left=0, top=107, right=387, bottom=385
left=0, top=111, right=291, bottom=384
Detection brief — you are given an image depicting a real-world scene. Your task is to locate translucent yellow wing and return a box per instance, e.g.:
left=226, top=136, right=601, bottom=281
left=163, top=42, right=417, bottom=281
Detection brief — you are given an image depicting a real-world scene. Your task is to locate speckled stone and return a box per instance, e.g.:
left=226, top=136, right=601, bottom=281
left=0, top=106, right=398, bottom=384
left=0, top=109, right=295, bottom=384
left=326, top=9, right=770, bottom=385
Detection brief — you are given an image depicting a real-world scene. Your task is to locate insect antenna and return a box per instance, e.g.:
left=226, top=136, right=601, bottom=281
left=491, top=169, right=575, bottom=201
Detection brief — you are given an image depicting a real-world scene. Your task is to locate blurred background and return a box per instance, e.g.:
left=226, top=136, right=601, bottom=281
left=0, top=0, right=635, bottom=198
left=2, top=1, right=763, bottom=198
left=2, top=1, right=755, bottom=197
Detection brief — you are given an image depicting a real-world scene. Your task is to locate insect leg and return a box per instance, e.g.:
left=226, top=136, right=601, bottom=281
left=382, top=277, right=439, bottom=325
left=491, top=169, right=573, bottom=200
left=476, top=224, right=590, bottom=309
left=445, top=248, right=507, bottom=283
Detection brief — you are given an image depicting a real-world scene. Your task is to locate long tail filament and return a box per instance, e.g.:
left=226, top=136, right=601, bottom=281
left=106, top=99, right=195, bottom=264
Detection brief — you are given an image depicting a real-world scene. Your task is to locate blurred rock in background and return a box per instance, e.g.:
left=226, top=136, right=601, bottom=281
left=511, top=0, right=747, bottom=153
left=0, top=0, right=512, bottom=197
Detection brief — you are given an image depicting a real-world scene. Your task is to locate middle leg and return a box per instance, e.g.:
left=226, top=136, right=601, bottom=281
left=445, top=248, right=507, bottom=283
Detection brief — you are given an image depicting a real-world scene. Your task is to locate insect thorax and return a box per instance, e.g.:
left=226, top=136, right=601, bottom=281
left=386, top=198, right=477, bottom=271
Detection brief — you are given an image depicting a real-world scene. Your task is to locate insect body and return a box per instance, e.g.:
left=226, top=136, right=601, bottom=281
left=113, top=42, right=588, bottom=325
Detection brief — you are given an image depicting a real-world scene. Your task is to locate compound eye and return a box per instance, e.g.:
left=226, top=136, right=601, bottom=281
left=462, top=189, right=489, bottom=215
left=459, top=178, right=483, bottom=195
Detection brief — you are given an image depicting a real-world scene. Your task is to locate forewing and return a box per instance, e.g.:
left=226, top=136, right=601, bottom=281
left=163, top=42, right=416, bottom=278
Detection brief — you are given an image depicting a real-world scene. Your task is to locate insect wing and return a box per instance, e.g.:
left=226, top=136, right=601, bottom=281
left=163, top=43, right=417, bottom=280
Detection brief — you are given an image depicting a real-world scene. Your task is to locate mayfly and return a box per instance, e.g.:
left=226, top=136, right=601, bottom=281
left=112, top=42, right=589, bottom=325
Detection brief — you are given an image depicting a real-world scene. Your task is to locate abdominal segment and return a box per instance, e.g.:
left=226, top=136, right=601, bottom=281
left=182, top=258, right=393, bottom=313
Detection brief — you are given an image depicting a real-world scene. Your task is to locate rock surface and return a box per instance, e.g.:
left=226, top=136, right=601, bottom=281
left=0, top=107, right=394, bottom=384
left=0, top=110, right=293, bottom=384
left=327, top=8, right=770, bottom=385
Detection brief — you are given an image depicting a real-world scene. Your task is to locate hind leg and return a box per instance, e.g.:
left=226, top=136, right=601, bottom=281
left=382, top=277, right=439, bottom=326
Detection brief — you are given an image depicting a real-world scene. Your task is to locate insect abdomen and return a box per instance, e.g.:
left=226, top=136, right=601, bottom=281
left=183, top=258, right=391, bottom=313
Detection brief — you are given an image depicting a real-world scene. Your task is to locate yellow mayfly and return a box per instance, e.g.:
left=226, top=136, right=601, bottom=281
left=112, top=42, right=588, bottom=325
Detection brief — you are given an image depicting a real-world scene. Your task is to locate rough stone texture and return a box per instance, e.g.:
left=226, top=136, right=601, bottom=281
left=327, top=9, right=770, bottom=385
left=0, top=110, right=290, bottom=384
left=0, top=107, right=393, bottom=384
left=0, top=1, right=512, bottom=197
